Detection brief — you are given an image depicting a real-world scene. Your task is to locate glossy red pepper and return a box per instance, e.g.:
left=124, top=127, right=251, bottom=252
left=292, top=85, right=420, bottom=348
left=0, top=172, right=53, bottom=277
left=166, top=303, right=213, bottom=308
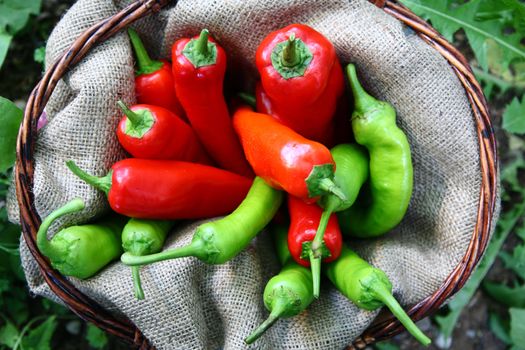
left=128, top=29, right=185, bottom=118
left=232, top=105, right=345, bottom=203
left=255, top=24, right=344, bottom=145
left=66, top=159, right=252, bottom=220
left=172, top=29, right=253, bottom=178
left=287, top=195, right=342, bottom=298
left=116, top=102, right=212, bottom=164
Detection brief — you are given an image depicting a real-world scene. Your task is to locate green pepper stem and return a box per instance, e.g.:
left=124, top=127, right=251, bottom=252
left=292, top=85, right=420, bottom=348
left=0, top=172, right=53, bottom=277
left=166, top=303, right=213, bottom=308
left=117, top=101, right=142, bottom=127
left=66, top=161, right=112, bottom=195
left=131, top=265, right=145, bottom=300
left=121, top=240, right=204, bottom=266
left=281, top=34, right=300, bottom=67
left=237, top=92, right=256, bottom=108
left=371, top=284, right=431, bottom=346
left=311, top=199, right=338, bottom=258
left=194, top=29, right=210, bottom=57
left=37, top=199, right=85, bottom=261
left=309, top=251, right=321, bottom=299
left=318, top=178, right=347, bottom=202
left=346, top=64, right=378, bottom=114
left=244, top=298, right=288, bottom=344
left=127, top=28, right=163, bottom=75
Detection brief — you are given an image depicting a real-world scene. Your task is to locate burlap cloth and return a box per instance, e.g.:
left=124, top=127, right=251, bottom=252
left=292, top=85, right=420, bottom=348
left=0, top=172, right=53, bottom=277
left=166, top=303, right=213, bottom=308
left=7, top=0, right=497, bottom=348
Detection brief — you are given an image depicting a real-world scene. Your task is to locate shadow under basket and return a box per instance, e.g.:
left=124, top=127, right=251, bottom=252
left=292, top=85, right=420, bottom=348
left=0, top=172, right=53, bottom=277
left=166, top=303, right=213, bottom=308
left=14, top=0, right=498, bottom=349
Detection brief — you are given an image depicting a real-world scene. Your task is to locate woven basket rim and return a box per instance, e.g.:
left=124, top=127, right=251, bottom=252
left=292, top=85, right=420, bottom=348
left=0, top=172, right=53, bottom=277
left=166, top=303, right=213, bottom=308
left=14, top=0, right=498, bottom=349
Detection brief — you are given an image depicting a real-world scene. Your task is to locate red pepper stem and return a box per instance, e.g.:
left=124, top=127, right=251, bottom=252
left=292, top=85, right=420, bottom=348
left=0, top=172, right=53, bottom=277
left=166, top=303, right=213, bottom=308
left=310, top=251, right=321, bottom=298
left=127, top=28, right=163, bottom=75
left=311, top=202, right=336, bottom=259
left=131, top=265, right=145, bottom=300
left=195, top=29, right=210, bottom=57
left=244, top=298, right=287, bottom=344
left=36, top=198, right=85, bottom=262
left=318, top=178, right=346, bottom=202
left=66, top=161, right=112, bottom=195
left=371, top=284, right=431, bottom=346
left=346, top=64, right=378, bottom=114
left=120, top=240, right=204, bottom=266
left=281, top=34, right=300, bottom=67
left=117, top=101, right=142, bottom=127
left=237, top=93, right=256, bottom=109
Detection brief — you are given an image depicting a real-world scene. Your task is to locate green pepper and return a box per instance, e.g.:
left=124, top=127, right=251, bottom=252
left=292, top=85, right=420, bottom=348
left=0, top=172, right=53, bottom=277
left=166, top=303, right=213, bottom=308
left=245, top=224, right=314, bottom=344
left=121, top=177, right=283, bottom=266
left=324, top=244, right=431, bottom=346
left=308, top=143, right=369, bottom=297
left=339, top=64, right=413, bottom=238
left=121, top=218, right=174, bottom=300
left=37, top=199, right=125, bottom=279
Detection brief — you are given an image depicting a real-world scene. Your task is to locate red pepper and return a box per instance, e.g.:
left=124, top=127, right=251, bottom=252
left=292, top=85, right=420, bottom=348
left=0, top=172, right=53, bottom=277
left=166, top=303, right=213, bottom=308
left=115, top=102, right=212, bottom=164
left=172, top=29, right=253, bottom=178
left=66, top=159, right=252, bottom=220
left=232, top=105, right=345, bottom=203
left=287, top=195, right=342, bottom=298
left=128, top=29, right=185, bottom=118
left=255, top=24, right=344, bottom=145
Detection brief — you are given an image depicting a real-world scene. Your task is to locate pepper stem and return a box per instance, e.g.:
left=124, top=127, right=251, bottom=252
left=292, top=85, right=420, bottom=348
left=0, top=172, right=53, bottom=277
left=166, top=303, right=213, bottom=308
left=127, top=28, right=163, bottom=75
left=237, top=92, right=256, bottom=109
left=121, top=240, right=204, bottom=266
left=318, top=178, right=347, bottom=202
left=37, top=199, right=85, bottom=261
left=117, top=101, right=142, bottom=127
left=195, top=29, right=210, bottom=57
left=244, top=298, right=288, bottom=344
left=131, top=265, right=145, bottom=300
left=346, top=64, right=378, bottom=114
left=281, top=34, right=300, bottom=67
left=371, top=284, right=431, bottom=346
left=309, top=251, right=321, bottom=299
left=66, top=161, right=112, bottom=195
left=311, top=205, right=335, bottom=259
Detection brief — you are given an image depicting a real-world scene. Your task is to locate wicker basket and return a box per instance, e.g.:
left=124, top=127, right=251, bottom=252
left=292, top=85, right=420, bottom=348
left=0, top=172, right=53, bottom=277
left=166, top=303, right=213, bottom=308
left=14, top=0, right=498, bottom=349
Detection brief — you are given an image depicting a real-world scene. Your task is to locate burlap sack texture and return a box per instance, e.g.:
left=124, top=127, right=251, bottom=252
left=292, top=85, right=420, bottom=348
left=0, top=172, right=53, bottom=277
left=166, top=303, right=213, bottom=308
left=7, top=0, right=489, bottom=348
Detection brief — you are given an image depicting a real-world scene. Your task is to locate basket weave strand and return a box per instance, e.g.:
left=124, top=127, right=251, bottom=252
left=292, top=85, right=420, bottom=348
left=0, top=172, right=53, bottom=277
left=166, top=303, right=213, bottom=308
left=14, top=0, right=497, bottom=349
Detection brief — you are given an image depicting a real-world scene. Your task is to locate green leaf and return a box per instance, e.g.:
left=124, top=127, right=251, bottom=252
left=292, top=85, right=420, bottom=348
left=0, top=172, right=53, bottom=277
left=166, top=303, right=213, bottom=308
left=0, top=0, right=42, bottom=33
left=86, top=324, right=108, bottom=349
left=503, top=96, right=525, bottom=135
left=489, top=312, right=512, bottom=345
left=434, top=198, right=525, bottom=342
left=0, top=31, right=12, bottom=69
left=499, top=244, right=525, bottom=280
left=484, top=281, right=525, bottom=308
left=21, top=316, right=57, bottom=350
left=33, top=46, right=45, bottom=65
left=510, top=308, right=525, bottom=346
left=0, top=319, right=19, bottom=348
left=400, top=0, right=525, bottom=71
left=0, top=96, right=23, bottom=172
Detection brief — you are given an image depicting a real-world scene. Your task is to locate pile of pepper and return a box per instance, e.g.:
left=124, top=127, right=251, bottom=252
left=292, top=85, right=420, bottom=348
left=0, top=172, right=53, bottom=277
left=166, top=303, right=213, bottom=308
left=36, top=24, right=430, bottom=346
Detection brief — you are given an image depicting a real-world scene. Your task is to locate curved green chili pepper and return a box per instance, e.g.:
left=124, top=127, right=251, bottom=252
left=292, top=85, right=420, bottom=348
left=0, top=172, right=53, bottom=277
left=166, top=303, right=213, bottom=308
left=121, top=177, right=283, bottom=266
left=339, top=64, right=413, bottom=238
left=37, top=199, right=125, bottom=279
left=245, top=224, right=314, bottom=344
left=308, top=143, right=369, bottom=297
left=324, top=244, right=431, bottom=346
left=122, top=219, right=174, bottom=300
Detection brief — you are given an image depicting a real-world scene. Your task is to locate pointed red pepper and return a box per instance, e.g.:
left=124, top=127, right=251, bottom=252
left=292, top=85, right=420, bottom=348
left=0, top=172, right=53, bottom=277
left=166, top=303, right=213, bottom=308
left=66, top=159, right=252, bottom=220
left=128, top=29, right=185, bottom=118
left=171, top=29, right=253, bottom=178
left=115, top=101, right=212, bottom=164
left=287, top=195, right=342, bottom=298
left=255, top=24, right=344, bottom=145
left=232, top=105, right=346, bottom=203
